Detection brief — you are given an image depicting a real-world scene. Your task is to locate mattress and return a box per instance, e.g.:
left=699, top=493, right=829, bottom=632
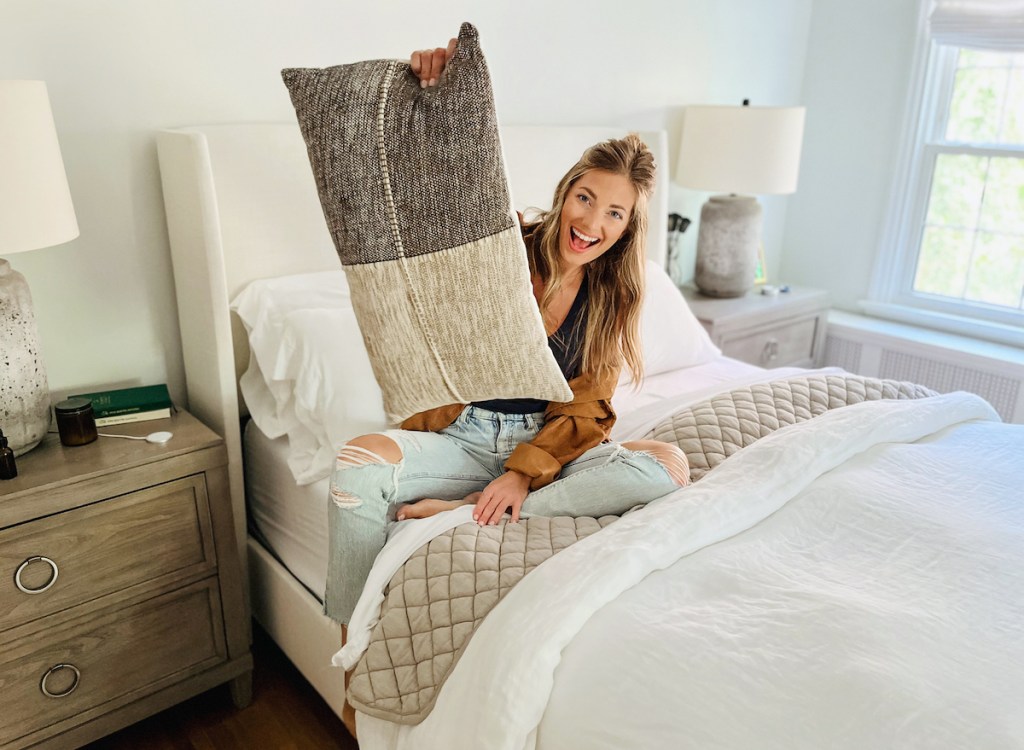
left=244, top=357, right=823, bottom=601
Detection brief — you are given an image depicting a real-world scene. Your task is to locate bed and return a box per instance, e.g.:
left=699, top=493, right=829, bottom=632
left=156, top=122, right=1024, bottom=749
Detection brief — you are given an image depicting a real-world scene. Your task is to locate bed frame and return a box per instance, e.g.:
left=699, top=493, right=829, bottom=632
left=155, top=122, right=669, bottom=735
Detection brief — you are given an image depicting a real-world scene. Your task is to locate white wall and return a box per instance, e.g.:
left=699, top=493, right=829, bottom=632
left=781, top=0, right=920, bottom=309
left=1, top=0, right=811, bottom=405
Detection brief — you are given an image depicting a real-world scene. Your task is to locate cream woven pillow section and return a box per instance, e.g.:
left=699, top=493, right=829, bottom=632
left=282, top=22, right=571, bottom=422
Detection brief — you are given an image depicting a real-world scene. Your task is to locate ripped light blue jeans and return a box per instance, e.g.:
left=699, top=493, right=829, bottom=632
left=325, top=405, right=680, bottom=623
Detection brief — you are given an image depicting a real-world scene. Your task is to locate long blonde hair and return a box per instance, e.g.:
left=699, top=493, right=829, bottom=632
left=527, top=133, right=655, bottom=385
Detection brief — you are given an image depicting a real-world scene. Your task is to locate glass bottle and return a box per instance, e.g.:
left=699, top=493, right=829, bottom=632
left=0, top=428, right=17, bottom=480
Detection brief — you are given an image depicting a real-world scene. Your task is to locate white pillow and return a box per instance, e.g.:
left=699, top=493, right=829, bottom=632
left=232, top=271, right=387, bottom=484
left=622, top=261, right=721, bottom=383
left=233, top=270, right=352, bottom=437
left=276, top=307, right=388, bottom=483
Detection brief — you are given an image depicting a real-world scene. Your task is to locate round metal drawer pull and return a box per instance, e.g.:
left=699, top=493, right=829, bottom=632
left=40, top=663, right=81, bottom=698
left=14, top=556, right=59, bottom=594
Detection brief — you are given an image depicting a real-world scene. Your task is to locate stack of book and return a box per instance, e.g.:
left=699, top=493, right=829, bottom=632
left=70, top=384, right=175, bottom=427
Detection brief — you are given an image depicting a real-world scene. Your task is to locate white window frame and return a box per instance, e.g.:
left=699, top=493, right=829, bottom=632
left=865, top=0, right=1024, bottom=347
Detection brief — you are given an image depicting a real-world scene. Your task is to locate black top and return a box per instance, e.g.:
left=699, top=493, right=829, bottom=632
left=474, top=281, right=589, bottom=414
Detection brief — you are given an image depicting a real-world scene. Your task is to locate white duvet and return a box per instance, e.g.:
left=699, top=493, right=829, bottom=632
left=354, top=392, right=1024, bottom=749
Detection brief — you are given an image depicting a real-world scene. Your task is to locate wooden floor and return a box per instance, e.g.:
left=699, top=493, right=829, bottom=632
left=84, top=623, right=358, bottom=750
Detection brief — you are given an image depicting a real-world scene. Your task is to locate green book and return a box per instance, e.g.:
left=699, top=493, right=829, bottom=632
left=70, top=384, right=174, bottom=420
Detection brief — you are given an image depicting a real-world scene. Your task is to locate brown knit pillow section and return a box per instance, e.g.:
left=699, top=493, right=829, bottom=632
left=282, top=22, right=571, bottom=422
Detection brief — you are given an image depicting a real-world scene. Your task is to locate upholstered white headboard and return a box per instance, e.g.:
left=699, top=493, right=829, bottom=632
left=159, top=123, right=667, bottom=301
left=156, top=122, right=670, bottom=574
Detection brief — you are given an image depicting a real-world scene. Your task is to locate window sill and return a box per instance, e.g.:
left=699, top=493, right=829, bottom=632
left=857, top=300, right=1024, bottom=351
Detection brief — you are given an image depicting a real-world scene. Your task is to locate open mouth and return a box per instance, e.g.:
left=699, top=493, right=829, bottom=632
left=569, top=226, right=600, bottom=253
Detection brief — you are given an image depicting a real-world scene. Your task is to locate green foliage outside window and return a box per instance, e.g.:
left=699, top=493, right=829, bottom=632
left=915, top=50, right=1024, bottom=312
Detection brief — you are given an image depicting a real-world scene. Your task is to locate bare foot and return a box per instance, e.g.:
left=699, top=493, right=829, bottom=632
left=397, top=492, right=481, bottom=521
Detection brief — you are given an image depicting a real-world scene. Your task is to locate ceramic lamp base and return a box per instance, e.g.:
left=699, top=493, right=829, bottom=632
left=0, top=258, right=51, bottom=456
left=693, top=195, right=762, bottom=298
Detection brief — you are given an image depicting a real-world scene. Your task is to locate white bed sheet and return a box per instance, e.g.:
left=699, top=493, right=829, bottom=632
left=244, top=357, right=824, bottom=602
left=246, top=418, right=331, bottom=600
left=356, top=393, right=1023, bottom=750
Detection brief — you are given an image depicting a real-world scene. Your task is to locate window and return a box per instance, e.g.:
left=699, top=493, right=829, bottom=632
left=868, top=2, right=1024, bottom=344
left=918, top=49, right=1023, bottom=310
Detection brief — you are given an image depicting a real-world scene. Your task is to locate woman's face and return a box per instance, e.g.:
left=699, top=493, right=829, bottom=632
left=557, top=169, right=637, bottom=275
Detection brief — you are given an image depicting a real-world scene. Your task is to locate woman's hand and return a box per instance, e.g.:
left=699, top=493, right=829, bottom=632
left=474, top=470, right=531, bottom=526
left=410, top=38, right=457, bottom=88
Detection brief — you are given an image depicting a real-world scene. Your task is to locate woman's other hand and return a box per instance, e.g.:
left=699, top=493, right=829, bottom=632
left=410, top=38, right=457, bottom=88
left=474, top=470, right=531, bottom=525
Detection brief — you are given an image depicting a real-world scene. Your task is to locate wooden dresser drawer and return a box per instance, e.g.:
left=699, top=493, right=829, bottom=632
left=0, top=580, right=225, bottom=747
left=0, top=412, right=251, bottom=749
left=0, top=476, right=215, bottom=631
left=719, top=316, right=819, bottom=367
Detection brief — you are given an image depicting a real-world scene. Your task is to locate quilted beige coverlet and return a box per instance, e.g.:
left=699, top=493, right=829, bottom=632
left=347, top=374, right=937, bottom=723
left=643, top=374, right=937, bottom=483
left=348, top=516, right=618, bottom=722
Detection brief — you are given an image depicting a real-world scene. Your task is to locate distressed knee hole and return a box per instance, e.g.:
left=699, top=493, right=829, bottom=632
left=623, top=440, right=691, bottom=487
left=342, top=434, right=403, bottom=463
left=335, top=444, right=389, bottom=469
left=330, top=435, right=402, bottom=509
left=650, top=445, right=690, bottom=486
left=330, top=488, right=363, bottom=509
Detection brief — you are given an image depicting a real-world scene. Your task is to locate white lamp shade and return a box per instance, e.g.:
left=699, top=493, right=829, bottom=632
left=0, top=80, right=79, bottom=254
left=675, top=105, right=806, bottom=195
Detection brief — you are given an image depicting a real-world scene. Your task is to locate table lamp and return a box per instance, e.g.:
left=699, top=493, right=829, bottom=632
left=676, top=101, right=805, bottom=298
left=0, top=80, right=79, bottom=455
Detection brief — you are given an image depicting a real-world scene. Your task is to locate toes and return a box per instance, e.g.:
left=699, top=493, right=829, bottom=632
left=397, top=501, right=427, bottom=520
left=397, top=499, right=440, bottom=521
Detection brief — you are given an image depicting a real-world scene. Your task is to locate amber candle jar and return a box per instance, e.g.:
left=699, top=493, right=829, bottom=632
left=54, top=398, right=98, bottom=447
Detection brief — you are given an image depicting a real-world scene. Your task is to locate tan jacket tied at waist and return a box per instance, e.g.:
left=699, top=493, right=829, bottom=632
left=400, top=365, right=620, bottom=490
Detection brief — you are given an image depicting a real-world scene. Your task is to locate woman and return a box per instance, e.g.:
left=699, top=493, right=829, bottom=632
left=324, top=42, right=690, bottom=623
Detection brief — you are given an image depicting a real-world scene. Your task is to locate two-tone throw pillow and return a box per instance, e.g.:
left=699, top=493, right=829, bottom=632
left=282, top=22, right=572, bottom=422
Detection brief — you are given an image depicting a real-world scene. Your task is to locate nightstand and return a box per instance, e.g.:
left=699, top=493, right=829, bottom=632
left=681, top=285, right=830, bottom=368
left=0, top=410, right=252, bottom=750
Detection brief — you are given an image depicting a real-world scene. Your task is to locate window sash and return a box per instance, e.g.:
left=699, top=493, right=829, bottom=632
left=871, top=37, right=1024, bottom=331
left=891, top=143, right=1024, bottom=325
